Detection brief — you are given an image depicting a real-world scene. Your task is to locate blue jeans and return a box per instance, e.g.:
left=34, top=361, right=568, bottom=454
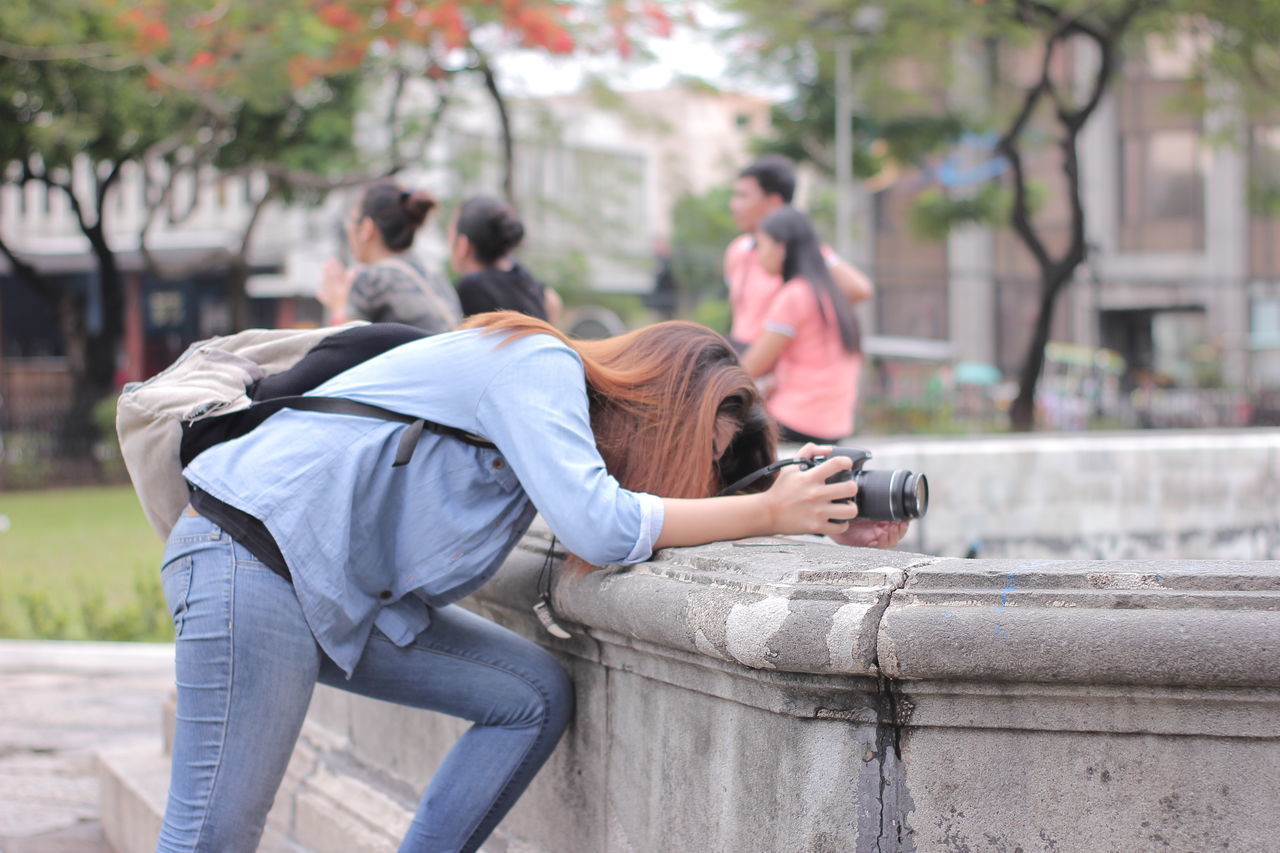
left=156, top=512, right=573, bottom=853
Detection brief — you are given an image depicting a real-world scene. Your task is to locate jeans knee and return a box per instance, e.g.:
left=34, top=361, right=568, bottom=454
left=526, top=652, right=574, bottom=735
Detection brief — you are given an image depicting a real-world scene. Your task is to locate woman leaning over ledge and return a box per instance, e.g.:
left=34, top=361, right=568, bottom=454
left=157, top=312, right=908, bottom=853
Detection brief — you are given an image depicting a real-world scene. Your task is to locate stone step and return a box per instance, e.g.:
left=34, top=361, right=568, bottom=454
left=96, top=727, right=516, bottom=853
left=96, top=742, right=308, bottom=853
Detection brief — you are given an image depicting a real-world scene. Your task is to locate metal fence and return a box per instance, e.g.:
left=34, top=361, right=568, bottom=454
left=0, top=359, right=121, bottom=489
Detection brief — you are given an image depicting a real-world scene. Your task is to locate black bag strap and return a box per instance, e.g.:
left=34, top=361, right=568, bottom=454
left=188, top=395, right=494, bottom=468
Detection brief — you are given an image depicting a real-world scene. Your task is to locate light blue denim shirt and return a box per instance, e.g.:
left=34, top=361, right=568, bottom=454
left=183, top=329, right=665, bottom=676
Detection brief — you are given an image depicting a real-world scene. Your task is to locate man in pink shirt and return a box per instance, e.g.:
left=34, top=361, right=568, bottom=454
left=724, top=155, right=874, bottom=352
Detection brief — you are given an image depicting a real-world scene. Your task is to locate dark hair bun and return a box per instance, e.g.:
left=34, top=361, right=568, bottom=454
left=456, top=195, right=527, bottom=265
left=401, top=190, right=437, bottom=227
left=498, top=213, right=525, bottom=247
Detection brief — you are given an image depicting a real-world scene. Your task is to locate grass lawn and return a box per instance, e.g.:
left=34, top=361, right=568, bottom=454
left=0, top=485, right=171, bottom=641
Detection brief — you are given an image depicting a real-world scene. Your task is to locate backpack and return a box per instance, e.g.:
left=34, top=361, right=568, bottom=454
left=116, top=322, right=490, bottom=540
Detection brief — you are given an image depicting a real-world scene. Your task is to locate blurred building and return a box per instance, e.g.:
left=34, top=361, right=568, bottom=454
left=0, top=80, right=767, bottom=427
left=856, top=31, right=1280, bottom=409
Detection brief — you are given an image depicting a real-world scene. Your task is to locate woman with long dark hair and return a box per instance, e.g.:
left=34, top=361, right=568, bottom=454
left=156, top=311, right=908, bottom=852
left=741, top=206, right=863, bottom=443
left=318, top=180, right=462, bottom=333
left=449, top=195, right=562, bottom=323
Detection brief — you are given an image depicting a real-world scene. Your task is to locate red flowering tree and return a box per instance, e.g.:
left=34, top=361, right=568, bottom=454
left=0, top=0, right=679, bottom=463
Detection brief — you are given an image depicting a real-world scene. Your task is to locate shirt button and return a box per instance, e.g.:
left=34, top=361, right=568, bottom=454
left=492, top=458, right=505, bottom=470
left=378, top=590, right=393, bottom=601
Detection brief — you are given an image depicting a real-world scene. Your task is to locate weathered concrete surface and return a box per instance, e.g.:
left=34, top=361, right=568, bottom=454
left=853, top=429, right=1280, bottom=560
left=0, top=640, right=172, bottom=853
left=875, top=555, right=1280, bottom=851
left=97, top=521, right=1280, bottom=853
left=878, top=557, right=1280, bottom=686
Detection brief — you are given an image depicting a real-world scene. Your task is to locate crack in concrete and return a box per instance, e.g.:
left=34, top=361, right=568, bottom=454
left=865, top=556, right=939, bottom=852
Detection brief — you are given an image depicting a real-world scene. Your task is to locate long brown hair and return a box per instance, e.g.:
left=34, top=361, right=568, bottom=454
left=460, top=311, right=777, bottom=500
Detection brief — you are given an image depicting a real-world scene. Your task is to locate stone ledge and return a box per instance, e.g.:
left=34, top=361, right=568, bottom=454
left=481, top=530, right=1280, bottom=692
left=878, top=557, right=1280, bottom=688
left=892, top=680, right=1280, bottom=738
left=508, top=526, right=935, bottom=678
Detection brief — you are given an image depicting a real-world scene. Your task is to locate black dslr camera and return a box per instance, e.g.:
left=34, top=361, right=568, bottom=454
left=803, top=448, right=928, bottom=522
left=720, top=446, right=928, bottom=522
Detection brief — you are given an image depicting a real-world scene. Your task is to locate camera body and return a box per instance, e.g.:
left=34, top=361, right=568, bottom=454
left=803, top=447, right=928, bottom=522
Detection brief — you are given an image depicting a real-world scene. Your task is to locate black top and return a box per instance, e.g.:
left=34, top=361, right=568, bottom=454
left=456, top=262, right=548, bottom=320
left=186, top=323, right=428, bottom=582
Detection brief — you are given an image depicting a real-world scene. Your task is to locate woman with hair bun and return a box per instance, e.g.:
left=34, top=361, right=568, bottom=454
left=449, top=195, right=562, bottom=323
left=319, top=180, right=462, bottom=333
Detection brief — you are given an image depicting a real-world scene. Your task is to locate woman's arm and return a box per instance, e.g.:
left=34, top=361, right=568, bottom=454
left=544, top=287, right=563, bottom=325
left=656, top=453, right=859, bottom=548
left=318, top=259, right=355, bottom=324
left=830, top=260, right=874, bottom=303
left=740, top=329, right=791, bottom=379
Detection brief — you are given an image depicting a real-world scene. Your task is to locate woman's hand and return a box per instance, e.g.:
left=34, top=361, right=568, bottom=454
left=829, top=520, right=910, bottom=550
left=656, top=445, right=903, bottom=550
left=762, top=443, right=860, bottom=536
left=318, top=258, right=353, bottom=322
left=775, top=444, right=910, bottom=549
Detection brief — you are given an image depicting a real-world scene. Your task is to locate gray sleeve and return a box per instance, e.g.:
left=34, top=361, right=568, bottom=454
left=346, top=267, right=393, bottom=323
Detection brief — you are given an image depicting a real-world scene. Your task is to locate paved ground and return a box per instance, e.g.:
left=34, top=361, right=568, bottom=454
left=0, top=641, right=173, bottom=853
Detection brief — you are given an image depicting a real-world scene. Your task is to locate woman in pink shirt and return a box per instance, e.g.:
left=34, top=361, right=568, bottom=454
left=741, top=207, right=862, bottom=443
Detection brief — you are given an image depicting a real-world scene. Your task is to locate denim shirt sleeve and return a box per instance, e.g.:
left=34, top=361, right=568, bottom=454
left=474, top=339, right=664, bottom=566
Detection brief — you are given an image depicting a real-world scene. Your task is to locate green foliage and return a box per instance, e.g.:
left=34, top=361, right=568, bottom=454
left=92, top=394, right=126, bottom=479
left=908, top=182, right=1042, bottom=241
left=753, top=75, right=970, bottom=183
left=0, top=1, right=188, bottom=171
left=1, top=433, right=56, bottom=490
left=690, top=298, right=731, bottom=335
left=668, top=187, right=738, bottom=303
left=1249, top=186, right=1280, bottom=218
left=0, top=486, right=169, bottom=642
left=531, top=248, right=649, bottom=327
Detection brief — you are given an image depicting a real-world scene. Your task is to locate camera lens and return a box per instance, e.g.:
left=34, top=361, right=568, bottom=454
left=853, top=469, right=929, bottom=521
left=904, top=473, right=928, bottom=519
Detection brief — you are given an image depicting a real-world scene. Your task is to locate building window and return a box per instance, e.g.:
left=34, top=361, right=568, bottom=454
left=148, top=290, right=185, bottom=328
left=1253, top=294, right=1280, bottom=348
left=1121, top=130, right=1205, bottom=223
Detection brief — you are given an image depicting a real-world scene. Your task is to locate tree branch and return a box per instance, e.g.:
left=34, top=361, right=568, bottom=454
left=236, top=176, right=280, bottom=262
left=139, top=56, right=234, bottom=122
left=1060, top=132, right=1087, bottom=284
left=31, top=161, right=91, bottom=236
left=386, top=68, right=408, bottom=166
left=1002, top=142, right=1053, bottom=273
left=95, top=157, right=127, bottom=213
left=0, top=39, right=126, bottom=62
left=475, top=49, right=515, bottom=203
left=997, top=30, right=1054, bottom=150
left=403, top=76, right=453, bottom=167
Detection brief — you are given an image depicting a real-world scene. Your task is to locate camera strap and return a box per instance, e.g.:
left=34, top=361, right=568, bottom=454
left=717, top=457, right=811, bottom=497
left=532, top=535, right=573, bottom=639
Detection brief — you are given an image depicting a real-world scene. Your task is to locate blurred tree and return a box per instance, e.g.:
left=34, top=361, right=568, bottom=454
left=722, top=0, right=1280, bottom=431
left=0, top=0, right=193, bottom=456
left=0, top=0, right=679, bottom=460
left=669, top=186, right=739, bottom=309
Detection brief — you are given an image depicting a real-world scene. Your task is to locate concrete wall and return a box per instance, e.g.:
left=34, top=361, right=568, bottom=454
left=849, top=429, right=1280, bottom=561
left=258, top=525, right=1280, bottom=853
